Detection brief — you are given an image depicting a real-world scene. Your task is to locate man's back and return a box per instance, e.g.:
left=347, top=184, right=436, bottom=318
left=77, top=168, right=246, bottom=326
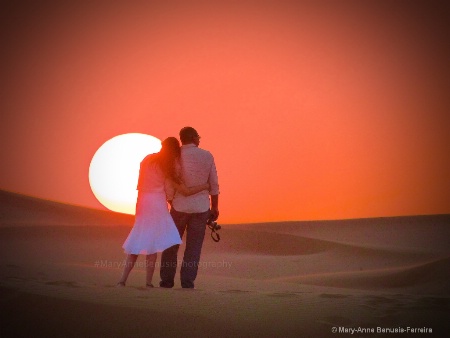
left=172, top=144, right=219, bottom=213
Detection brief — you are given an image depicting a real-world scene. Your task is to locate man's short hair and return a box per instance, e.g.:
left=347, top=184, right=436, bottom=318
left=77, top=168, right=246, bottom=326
left=179, top=127, right=198, bottom=144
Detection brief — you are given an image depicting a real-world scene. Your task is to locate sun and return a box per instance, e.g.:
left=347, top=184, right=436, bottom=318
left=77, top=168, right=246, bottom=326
left=89, top=133, right=162, bottom=214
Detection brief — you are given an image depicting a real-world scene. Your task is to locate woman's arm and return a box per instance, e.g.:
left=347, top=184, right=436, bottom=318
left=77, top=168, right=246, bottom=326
left=171, top=181, right=210, bottom=196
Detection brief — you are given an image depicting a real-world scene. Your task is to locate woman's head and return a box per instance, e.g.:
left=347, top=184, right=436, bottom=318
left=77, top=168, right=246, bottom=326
left=151, top=137, right=181, bottom=183
left=160, top=137, right=181, bottom=158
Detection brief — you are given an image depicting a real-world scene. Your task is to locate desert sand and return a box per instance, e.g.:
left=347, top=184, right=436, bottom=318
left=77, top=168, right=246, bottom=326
left=1, top=190, right=449, bottom=337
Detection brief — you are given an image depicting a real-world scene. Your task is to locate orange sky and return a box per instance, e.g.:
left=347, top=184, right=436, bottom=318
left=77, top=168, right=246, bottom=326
left=1, top=1, right=449, bottom=224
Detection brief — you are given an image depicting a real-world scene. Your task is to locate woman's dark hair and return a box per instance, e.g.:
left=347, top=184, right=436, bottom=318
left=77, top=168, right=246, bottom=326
left=149, top=137, right=182, bottom=184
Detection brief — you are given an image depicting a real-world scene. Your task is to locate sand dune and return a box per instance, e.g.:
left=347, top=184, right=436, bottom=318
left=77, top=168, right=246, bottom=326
left=1, top=190, right=449, bottom=337
left=276, top=257, right=450, bottom=295
left=0, top=190, right=133, bottom=226
left=228, top=215, right=450, bottom=253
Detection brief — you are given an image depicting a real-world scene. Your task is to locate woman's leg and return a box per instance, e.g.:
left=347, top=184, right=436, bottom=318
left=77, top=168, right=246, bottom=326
left=117, top=254, right=138, bottom=286
left=146, top=253, right=157, bottom=287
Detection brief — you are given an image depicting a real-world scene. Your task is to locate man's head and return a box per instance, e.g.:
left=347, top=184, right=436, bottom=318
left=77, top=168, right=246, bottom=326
left=179, top=126, right=200, bottom=146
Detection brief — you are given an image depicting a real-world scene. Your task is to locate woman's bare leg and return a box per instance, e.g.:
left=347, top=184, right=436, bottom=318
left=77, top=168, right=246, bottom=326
left=117, top=254, right=138, bottom=286
left=146, top=253, right=157, bottom=287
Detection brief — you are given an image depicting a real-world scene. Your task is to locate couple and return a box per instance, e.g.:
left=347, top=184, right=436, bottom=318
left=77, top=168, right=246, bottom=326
left=117, top=126, right=219, bottom=289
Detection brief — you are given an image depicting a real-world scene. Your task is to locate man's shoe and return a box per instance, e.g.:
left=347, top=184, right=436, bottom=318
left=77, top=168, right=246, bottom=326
left=181, top=281, right=194, bottom=289
left=159, top=281, right=174, bottom=288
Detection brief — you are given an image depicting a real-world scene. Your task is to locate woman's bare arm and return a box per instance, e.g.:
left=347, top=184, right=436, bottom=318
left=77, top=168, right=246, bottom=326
left=171, top=181, right=210, bottom=196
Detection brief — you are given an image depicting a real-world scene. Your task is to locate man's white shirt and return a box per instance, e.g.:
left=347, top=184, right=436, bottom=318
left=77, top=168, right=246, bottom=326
left=166, top=144, right=219, bottom=213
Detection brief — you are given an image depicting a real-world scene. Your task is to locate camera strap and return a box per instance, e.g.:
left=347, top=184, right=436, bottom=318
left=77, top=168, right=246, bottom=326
left=208, top=224, right=221, bottom=242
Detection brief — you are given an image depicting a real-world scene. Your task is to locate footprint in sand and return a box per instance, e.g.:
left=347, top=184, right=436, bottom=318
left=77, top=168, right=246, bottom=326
left=363, top=295, right=398, bottom=307
left=320, top=315, right=352, bottom=326
left=6, top=264, right=20, bottom=268
left=0, top=288, right=22, bottom=302
left=45, top=280, right=79, bottom=288
left=220, top=289, right=252, bottom=294
left=405, top=296, right=450, bottom=313
left=38, top=272, right=48, bottom=279
left=136, top=295, right=150, bottom=299
left=319, top=293, right=350, bottom=299
left=267, top=292, right=299, bottom=298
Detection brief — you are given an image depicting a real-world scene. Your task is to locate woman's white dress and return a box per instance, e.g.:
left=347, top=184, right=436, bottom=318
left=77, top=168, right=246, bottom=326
left=122, top=158, right=182, bottom=255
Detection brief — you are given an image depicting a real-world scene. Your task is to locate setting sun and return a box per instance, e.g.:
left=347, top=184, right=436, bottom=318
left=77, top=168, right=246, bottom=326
left=88, top=133, right=161, bottom=214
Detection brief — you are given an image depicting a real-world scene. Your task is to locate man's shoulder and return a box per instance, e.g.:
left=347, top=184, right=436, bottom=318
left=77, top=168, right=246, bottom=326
left=198, top=147, right=214, bottom=156
left=186, top=146, right=214, bottom=158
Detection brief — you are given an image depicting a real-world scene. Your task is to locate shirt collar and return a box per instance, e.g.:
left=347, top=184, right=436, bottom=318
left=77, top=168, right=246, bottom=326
left=181, top=144, right=197, bottom=149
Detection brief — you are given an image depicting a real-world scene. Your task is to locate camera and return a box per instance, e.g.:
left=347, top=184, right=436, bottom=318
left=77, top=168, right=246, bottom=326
left=207, top=219, right=221, bottom=242
left=207, top=219, right=221, bottom=231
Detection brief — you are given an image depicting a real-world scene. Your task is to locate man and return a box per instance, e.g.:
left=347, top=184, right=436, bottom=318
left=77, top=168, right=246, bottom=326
left=160, top=127, right=220, bottom=288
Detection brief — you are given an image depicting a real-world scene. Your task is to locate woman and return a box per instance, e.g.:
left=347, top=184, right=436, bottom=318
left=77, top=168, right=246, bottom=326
left=117, top=137, right=209, bottom=287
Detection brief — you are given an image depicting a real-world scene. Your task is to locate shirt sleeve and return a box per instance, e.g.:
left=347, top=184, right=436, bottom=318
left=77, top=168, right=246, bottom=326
left=208, top=155, right=220, bottom=195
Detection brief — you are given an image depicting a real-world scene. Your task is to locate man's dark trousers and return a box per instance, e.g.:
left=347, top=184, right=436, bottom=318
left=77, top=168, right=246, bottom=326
left=160, top=208, right=210, bottom=288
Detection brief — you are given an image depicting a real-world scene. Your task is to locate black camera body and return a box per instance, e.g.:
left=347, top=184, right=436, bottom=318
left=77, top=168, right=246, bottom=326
left=207, top=219, right=221, bottom=231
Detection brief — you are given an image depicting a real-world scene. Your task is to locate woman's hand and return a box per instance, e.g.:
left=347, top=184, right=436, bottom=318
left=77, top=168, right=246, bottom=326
left=173, top=181, right=210, bottom=196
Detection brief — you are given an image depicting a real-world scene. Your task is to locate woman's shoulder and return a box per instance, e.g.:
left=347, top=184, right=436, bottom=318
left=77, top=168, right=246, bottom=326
left=140, top=154, right=158, bottom=167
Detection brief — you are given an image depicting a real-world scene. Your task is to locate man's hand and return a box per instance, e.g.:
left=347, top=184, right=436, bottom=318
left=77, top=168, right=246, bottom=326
left=210, top=195, right=219, bottom=221
left=210, top=207, right=219, bottom=221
